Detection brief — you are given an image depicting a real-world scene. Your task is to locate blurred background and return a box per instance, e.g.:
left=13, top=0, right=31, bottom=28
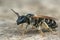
left=0, top=0, right=60, bottom=40
left=0, top=0, right=60, bottom=21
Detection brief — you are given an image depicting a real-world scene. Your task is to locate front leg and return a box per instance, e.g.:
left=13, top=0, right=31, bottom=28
left=24, top=24, right=29, bottom=33
left=20, top=24, right=24, bottom=29
left=20, top=24, right=25, bottom=35
left=20, top=24, right=28, bottom=35
left=26, top=24, right=28, bottom=29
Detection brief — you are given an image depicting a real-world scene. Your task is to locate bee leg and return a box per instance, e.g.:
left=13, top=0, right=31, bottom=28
left=20, top=24, right=25, bottom=36
left=32, top=26, right=36, bottom=29
left=42, top=22, right=53, bottom=33
left=39, top=30, right=45, bottom=37
left=20, top=24, right=24, bottom=29
left=37, top=26, right=45, bottom=37
left=20, top=24, right=27, bottom=36
left=25, top=24, right=29, bottom=33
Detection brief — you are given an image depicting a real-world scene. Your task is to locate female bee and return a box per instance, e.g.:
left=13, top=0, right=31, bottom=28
left=11, top=9, right=58, bottom=36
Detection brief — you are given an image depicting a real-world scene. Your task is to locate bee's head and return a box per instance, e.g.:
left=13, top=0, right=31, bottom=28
left=16, top=16, right=27, bottom=25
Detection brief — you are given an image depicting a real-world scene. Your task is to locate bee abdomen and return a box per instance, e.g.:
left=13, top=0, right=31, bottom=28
left=45, top=19, right=58, bottom=29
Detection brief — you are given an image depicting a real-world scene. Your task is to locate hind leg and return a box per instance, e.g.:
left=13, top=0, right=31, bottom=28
left=41, top=22, right=53, bottom=33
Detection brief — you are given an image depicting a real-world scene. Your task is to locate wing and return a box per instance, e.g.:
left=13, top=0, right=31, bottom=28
left=32, top=15, right=57, bottom=20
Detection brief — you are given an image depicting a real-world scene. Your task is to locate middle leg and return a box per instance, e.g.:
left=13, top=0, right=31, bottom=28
left=37, top=25, right=45, bottom=37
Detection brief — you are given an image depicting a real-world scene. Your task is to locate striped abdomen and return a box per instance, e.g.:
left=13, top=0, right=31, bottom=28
left=44, top=18, right=58, bottom=29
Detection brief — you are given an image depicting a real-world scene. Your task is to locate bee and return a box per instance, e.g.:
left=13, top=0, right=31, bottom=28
left=11, top=9, right=58, bottom=36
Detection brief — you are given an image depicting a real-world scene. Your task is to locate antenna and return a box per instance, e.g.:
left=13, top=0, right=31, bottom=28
left=11, top=9, right=20, bottom=17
